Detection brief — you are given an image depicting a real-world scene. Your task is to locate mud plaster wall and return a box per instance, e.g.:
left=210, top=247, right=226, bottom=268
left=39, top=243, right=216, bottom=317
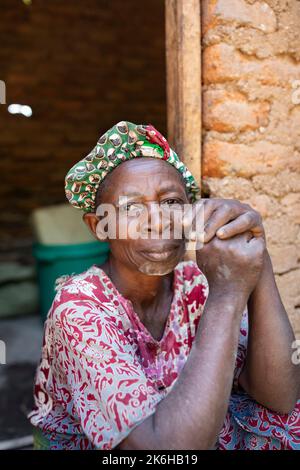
left=202, top=0, right=300, bottom=336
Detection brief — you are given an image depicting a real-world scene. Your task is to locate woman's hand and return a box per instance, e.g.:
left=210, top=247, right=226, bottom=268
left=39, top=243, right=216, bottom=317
left=196, top=232, right=266, bottom=299
left=186, top=198, right=265, bottom=244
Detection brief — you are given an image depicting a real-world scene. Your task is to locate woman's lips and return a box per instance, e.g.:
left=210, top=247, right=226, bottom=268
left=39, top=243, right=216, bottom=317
left=140, top=246, right=179, bottom=262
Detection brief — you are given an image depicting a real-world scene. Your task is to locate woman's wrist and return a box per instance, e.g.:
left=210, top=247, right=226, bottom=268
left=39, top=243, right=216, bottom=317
left=205, top=287, right=248, bottom=318
left=194, top=288, right=246, bottom=349
left=208, top=278, right=249, bottom=302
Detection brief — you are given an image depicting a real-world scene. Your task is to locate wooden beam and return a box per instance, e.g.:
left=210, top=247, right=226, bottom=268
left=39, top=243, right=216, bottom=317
left=165, top=0, right=202, bottom=186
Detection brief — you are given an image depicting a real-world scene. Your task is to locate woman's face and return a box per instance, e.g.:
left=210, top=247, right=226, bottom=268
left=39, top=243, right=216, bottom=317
left=85, top=158, right=189, bottom=275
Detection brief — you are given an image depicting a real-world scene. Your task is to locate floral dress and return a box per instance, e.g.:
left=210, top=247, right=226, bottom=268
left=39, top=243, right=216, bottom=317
left=28, top=261, right=300, bottom=450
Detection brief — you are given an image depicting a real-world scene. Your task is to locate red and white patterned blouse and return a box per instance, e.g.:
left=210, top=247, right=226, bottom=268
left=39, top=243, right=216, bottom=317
left=29, top=260, right=300, bottom=450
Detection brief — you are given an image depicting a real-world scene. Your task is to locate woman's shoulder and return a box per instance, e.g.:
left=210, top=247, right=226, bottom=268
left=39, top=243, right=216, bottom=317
left=54, top=265, right=108, bottom=297
left=48, top=265, right=114, bottom=321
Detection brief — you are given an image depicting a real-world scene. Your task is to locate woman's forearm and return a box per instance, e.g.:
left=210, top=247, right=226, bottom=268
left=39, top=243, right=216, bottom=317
left=239, top=251, right=300, bottom=414
left=119, top=292, right=247, bottom=450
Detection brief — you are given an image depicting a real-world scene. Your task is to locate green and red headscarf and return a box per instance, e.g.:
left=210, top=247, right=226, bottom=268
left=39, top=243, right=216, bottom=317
left=65, top=121, right=200, bottom=212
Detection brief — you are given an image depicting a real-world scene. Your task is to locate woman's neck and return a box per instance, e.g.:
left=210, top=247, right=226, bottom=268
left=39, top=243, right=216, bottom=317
left=105, top=255, right=173, bottom=307
left=99, top=255, right=175, bottom=340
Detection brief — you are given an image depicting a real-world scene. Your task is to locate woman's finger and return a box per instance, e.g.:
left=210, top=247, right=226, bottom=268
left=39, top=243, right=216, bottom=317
left=216, top=211, right=264, bottom=240
left=203, top=203, right=239, bottom=243
left=183, top=199, right=224, bottom=243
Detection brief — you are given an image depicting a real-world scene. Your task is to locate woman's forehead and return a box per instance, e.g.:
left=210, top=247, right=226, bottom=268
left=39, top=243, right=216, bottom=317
left=111, top=158, right=183, bottom=188
left=102, top=158, right=186, bottom=200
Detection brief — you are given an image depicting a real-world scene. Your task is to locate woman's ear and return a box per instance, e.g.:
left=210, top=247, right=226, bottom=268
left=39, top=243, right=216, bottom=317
left=82, top=213, right=108, bottom=241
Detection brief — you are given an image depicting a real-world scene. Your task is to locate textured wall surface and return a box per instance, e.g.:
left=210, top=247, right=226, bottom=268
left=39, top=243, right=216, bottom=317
left=0, top=0, right=166, bottom=261
left=202, top=0, right=300, bottom=336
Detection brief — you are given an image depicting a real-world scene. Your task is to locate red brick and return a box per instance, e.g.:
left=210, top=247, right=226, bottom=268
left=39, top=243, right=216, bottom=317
left=203, top=0, right=277, bottom=34
left=203, top=89, right=270, bottom=132
left=203, top=139, right=298, bottom=178
left=203, top=43, right=300, bottom=86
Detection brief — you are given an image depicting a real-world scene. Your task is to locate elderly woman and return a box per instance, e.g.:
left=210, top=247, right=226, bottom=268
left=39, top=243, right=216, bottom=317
left=29, top=121, right=300, bottom=450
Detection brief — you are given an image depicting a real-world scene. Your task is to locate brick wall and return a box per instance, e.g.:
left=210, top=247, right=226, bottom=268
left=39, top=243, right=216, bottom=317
left=202, top=0, right=300, bottom=336
left=0, top=0, right=166, bottom=262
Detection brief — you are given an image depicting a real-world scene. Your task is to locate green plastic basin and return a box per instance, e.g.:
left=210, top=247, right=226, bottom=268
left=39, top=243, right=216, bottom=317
left=33, top=241, right=110, bottom=322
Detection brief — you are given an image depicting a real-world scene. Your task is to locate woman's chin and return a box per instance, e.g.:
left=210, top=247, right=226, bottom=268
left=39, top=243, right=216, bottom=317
left=137, top=259, right=180, bottom=276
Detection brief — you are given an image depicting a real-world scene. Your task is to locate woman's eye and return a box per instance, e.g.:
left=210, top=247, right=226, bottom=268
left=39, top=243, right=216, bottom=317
left=162, top=199, right=182, bottom=206
left=120, top=203, right=144, bottom=215
left=162, top=199, right=178, bottom=206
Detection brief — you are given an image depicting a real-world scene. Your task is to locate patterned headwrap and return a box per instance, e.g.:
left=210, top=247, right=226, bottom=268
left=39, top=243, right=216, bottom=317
left=65, top=121, right=200, bottom=213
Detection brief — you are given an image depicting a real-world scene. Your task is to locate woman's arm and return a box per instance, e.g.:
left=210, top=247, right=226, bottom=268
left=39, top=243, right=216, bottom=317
left=119, top=292, right=245, bottom=450
left=238, top=251, right=300, bottom=414
left=190, top=198, right=300, bottom=414
left=118, top=234, right=265, bottom=450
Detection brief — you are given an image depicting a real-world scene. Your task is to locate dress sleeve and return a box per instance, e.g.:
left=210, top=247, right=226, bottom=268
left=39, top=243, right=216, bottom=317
left=52, top=300, right=163, bottom=449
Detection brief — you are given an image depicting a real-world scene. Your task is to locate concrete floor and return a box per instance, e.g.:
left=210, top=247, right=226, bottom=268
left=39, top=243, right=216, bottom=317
left=0, top=315, right=43, bottom=444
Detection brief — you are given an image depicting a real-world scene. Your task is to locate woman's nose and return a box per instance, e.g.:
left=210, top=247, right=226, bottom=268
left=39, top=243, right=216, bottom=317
left=146, top=203, right=171, bottom=237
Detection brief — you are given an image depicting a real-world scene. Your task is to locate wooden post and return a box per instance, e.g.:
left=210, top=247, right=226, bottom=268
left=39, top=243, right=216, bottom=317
left=165, top=0, right=202, bottom=186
